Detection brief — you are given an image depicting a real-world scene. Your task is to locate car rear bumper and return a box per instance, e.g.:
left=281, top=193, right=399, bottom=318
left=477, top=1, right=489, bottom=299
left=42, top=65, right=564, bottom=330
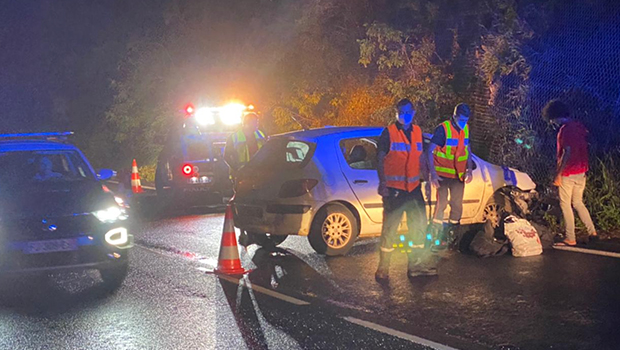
left=232, top=202, right=319, bottom=236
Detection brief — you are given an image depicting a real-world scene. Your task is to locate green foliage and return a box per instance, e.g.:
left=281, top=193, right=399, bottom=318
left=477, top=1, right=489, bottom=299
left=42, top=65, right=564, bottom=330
left=138, top=165, right=157, bottom=184
left=358, top=22, right=457, bottom=130
left=584, top=153, right=620, bottom=236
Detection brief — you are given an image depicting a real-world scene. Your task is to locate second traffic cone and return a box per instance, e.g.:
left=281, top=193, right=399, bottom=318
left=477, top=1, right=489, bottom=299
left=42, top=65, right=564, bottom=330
left=131, top=159, right=143, bottom=194
left=215, top=204, right=250, bottom=275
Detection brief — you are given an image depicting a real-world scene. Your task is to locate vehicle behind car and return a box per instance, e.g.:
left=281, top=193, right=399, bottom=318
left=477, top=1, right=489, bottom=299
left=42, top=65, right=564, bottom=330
left=0, top=132, right=133, bottom=291
left=155, top=103, right=254, bottom=203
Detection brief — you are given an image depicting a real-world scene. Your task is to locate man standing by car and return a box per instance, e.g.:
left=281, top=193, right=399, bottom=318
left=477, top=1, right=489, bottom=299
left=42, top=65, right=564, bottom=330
left=225, top=112, right=267, bottom=246
left=224, top=112, right=267, bottom=182
left=375, top=98, right=433, bottom=282
left=543, top=99, right=597, bottom=246
left=427, top=103, right=474, bottom=250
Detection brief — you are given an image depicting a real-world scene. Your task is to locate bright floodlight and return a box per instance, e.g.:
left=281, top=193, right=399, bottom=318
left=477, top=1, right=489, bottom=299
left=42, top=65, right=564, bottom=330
left=195, top=107, right=215, bottom=125
left=220, top=103, right=245, bottom=125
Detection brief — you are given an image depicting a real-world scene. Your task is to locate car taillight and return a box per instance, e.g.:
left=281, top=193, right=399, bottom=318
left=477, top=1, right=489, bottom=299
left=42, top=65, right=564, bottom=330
left=278, top=179, right=318, bottom=198
left=182, top=164, right=193, bottom=176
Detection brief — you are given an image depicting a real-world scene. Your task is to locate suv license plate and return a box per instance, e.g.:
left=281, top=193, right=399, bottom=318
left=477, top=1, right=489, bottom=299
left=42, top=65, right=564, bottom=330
left=24, top=239, right=78, bottom=254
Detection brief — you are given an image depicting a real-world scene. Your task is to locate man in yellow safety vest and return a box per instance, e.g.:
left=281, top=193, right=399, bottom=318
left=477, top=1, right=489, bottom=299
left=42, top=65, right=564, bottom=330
left=224, top=112, right=266, bottom=181
left=427, top=103, right=473, bottom=251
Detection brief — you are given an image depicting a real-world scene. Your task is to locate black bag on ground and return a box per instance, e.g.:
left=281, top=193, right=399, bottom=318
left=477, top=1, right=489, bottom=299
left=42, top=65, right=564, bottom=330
left=469, top=219, right=510, bottom=258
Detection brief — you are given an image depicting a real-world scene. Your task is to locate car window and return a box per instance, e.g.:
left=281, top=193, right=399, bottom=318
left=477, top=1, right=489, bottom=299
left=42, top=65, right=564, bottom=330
left=0, top=150, right=95, bottom=185
left=340, top=137, right=378, bottom=170
left=285, top=141, right=310, bottom=163
left=246, top=138, right=316, bottom=171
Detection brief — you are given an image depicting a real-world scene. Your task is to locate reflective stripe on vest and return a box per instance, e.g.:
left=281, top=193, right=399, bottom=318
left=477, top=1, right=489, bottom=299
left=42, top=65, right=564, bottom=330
left=433, top=120, right=469, bottom=180
left=383, top=124, right=422, bottom=192
left=232, top=129, right=266, bottom=165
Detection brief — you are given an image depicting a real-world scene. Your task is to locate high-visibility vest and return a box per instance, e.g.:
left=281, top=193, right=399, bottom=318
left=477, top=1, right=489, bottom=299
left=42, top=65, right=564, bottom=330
left=231, top=129, right=266, bottom=166
left=433, top=120, right=469, bottom=180
left=384, top=124, right=423, bottom=192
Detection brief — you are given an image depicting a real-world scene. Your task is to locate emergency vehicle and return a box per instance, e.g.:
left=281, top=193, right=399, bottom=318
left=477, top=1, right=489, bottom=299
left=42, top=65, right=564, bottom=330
left=155, top=103, right=253, bottom=202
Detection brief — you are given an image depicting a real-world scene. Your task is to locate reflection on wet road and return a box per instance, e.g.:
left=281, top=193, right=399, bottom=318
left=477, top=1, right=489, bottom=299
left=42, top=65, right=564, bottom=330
left=2, top=194, right=620, bottom=349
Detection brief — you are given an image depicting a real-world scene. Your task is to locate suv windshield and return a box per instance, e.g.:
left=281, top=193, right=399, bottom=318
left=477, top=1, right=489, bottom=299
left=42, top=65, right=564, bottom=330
left=246, top=138, right=315, bottom=171
left=0, top=150, right=95, bottom=185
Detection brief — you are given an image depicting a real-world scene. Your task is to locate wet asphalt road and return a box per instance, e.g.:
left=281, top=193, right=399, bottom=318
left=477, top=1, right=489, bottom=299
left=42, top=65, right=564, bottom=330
left=2, top=193, right=620, bottom=350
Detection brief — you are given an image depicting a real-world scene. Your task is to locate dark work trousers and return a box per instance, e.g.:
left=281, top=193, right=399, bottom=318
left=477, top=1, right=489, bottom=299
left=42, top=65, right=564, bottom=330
left=433, top=177, right=465, bottom=224
left=380, top=186, right=427, bottom=252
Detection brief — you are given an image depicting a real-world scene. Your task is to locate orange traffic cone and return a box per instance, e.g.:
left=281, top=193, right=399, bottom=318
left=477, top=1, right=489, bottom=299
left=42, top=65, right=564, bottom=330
left=214, top=204, right=251, bottom=275
left=131, top=159, right=143, bottom=194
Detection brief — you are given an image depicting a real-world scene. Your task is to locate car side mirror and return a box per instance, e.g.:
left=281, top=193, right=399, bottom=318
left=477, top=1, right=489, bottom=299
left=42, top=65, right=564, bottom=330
left=97, top=168, right=115, bottom=181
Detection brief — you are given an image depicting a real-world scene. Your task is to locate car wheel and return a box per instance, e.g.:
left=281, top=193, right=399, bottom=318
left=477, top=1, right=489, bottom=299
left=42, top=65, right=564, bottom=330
left=482, top=192, right=512, bottom=228
left=308, top=203, right=358, bottom=256
left=99, top=259, right=129, bottom=292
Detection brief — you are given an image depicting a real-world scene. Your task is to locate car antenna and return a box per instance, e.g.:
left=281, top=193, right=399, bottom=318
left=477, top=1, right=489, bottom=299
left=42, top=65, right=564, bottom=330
left=289, top=112, right=309, bottom=131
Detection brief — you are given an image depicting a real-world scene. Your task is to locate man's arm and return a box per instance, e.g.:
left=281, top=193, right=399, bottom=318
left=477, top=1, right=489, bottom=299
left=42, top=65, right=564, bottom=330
left=556, top=146, right=571, bottom=177
left=463, top=145, right=474, bottom=183
left=376, top=128, right=390, bottom=197
left=427, top=143, right=441, bottom=188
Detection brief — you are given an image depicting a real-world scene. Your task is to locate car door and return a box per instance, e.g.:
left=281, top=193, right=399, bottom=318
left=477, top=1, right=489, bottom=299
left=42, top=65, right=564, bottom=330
left=338, top=137, right=383, bottom=223
left=461, top=156, right=486, bottom=219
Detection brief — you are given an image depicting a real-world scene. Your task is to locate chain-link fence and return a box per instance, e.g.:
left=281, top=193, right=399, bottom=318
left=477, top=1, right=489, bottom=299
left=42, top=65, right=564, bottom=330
left=468, top=1, right=620, bottom=185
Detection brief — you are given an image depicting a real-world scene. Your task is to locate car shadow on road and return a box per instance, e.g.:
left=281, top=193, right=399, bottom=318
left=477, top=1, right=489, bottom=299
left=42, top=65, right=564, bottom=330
left=0, top=272, right=114, bottom=315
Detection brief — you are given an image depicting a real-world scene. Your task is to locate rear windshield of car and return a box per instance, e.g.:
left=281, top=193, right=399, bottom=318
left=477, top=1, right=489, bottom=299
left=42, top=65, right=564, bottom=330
left=246, top=138, right=316, bottom=171
left=0, top=150, right=95, bottom=185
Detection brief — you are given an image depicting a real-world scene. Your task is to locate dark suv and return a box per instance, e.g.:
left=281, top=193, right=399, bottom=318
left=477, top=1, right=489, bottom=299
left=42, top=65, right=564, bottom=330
left=0, top=132, right=133, bottom=290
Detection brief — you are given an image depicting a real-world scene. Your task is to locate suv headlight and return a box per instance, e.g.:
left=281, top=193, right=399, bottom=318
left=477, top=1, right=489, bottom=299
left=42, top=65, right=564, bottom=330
left=93, top=206, right=127, bottom=223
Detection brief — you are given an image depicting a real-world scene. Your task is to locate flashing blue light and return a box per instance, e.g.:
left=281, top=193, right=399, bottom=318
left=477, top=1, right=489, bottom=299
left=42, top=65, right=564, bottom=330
left=515, top=138, right=524, bottom=144
left=524, top=144, right=532, bottom=150
left=0, top=132, right=74, bottom=139
left=408, top=241, right=413, bottom=247
left=435, top=239, right=440, bottom=245
left=426, top=233, right=432, bottom=240
left=400, top=235, right=405, bottom=242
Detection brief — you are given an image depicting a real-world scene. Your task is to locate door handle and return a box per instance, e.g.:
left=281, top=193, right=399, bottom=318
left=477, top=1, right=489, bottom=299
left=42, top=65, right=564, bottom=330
left=353, top=180, right=368, bottom=184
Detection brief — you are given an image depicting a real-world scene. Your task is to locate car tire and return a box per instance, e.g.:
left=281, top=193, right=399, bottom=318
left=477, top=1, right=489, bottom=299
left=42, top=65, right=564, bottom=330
left=99, top=259, right=129, bottom=292
left=482, top=191, right=513, bottom=228
left=308, top=203, right=358, bottom=256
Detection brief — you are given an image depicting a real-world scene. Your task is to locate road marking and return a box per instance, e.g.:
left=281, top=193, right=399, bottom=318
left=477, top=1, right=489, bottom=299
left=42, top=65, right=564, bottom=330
left=343, top=316, right=459, bottom=350
left=217, top=274, right=311, bottom=306
left=137, top=244, right=310, bottom=306
left=553, top=245, right=620, bottom=259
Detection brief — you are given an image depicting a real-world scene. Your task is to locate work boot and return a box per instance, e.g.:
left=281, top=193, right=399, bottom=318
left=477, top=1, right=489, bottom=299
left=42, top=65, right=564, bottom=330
left=406, top=251, right=423, bottom=278
left=414, top=251, right=438, bottom=277
left=446, top=223, right=460, bottom=250
left=431, top=223, right=448, bottom=252
left=375, top=251, right=392, bottom=282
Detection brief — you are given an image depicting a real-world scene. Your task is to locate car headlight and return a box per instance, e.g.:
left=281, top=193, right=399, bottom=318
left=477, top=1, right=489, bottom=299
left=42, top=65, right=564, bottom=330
left=195, top=108, right=216, bottom=125
left=105, top=227, right=128, bottom=246
left=93, top=206, right=126, bottom=223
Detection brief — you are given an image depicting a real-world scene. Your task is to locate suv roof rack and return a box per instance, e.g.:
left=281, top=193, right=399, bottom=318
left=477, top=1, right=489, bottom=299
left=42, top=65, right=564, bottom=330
left=0, top=132, right=74, bottom=142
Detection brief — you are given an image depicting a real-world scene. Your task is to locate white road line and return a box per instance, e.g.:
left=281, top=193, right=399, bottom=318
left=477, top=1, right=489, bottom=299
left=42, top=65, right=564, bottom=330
left=343, top=317, right=459, bottom=350
left=137, top=244, right=309, bottom=306
left=553, top=245, right=620, bottom=258
left=217, top=274, right=311, bottom=306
